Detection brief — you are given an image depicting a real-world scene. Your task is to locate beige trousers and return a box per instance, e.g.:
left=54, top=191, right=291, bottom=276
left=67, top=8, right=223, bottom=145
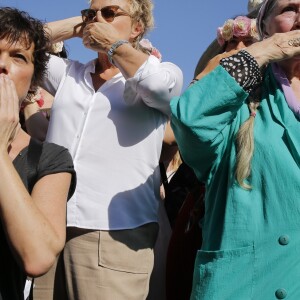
left=33, top=223, right=158, bottom=300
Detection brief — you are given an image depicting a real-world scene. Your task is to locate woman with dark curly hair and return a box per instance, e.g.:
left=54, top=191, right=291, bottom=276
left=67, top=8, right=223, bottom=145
left=0, top=7, right=76, bottom=300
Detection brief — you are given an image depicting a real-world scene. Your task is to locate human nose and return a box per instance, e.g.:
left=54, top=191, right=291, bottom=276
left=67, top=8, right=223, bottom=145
left=291, top=11, right=300, bottom=30
left=293, top=11, right=300, bottom=29
left=0, top=55, right=9, bottom=75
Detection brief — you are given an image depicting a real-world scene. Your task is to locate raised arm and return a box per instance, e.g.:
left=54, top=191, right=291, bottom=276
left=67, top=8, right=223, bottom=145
left=45, top=16, right=84, bottom=43
left=0, top=76, right=73, bottom=277
left=245, top=30, right=300, bottom=69
left=171, top=66, right=248, bottom=181
left=0, top=156, right=72, bottom=276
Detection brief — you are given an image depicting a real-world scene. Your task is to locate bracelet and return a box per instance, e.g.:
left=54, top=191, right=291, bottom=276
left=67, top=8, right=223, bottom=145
left=107, top=40, right=129, bottom=65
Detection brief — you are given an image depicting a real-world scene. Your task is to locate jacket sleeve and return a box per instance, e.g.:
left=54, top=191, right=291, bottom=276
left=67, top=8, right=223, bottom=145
left=123, top=55, right=183, bottom=116
left=170, top=65, right=249, bottom=181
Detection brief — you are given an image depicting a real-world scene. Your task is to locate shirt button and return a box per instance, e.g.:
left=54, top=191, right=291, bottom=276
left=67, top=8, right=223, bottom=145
left=275, top=288, right=287, bottom=299
left=278, top=235, right=289, bottom=246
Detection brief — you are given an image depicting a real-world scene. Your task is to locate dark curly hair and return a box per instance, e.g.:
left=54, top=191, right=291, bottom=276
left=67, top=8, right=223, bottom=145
left=0, top=7, right=50, bottom=87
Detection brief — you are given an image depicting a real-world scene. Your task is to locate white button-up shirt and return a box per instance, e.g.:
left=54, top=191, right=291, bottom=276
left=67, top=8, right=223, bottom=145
left=44, top=55, right=183, bottom=230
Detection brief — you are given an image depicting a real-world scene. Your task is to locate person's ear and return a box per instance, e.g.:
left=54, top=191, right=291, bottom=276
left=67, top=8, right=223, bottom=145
left=130, top=20, right=144, bottom=40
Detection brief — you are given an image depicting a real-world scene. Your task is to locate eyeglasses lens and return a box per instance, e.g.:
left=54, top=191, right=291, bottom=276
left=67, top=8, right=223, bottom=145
left=101, top=7, right=117, bottom=22
left=81, top=7, right=119, bottom=22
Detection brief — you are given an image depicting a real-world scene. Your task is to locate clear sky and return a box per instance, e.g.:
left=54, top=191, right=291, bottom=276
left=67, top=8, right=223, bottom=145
left=0, top=0, right=250, bottom=89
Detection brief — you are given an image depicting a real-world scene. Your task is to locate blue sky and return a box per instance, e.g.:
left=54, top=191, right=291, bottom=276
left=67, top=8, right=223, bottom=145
left=0, top=0, right=249, bottom=89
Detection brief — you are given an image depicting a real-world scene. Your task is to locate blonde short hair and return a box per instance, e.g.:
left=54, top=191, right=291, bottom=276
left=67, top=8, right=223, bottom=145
left=128, top=0, right=154, bottom=36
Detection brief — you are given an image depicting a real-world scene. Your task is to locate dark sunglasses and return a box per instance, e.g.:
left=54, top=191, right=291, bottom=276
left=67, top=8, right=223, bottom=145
left=81, top=5, right=131, bottom=23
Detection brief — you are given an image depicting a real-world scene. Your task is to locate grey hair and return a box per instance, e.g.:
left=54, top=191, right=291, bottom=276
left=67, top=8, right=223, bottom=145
left=257, top=0, right=277, bottom=39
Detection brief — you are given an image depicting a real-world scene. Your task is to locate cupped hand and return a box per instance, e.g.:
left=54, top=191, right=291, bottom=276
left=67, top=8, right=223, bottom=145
left=0, top=74, right=20, bottom=151
left=82, top=15, right=122, bottom=53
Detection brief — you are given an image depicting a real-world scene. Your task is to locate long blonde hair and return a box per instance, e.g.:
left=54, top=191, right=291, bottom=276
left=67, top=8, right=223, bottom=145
left=235, top=93, right=261, bottom=189
left=235, top=0, right=278, bottom=189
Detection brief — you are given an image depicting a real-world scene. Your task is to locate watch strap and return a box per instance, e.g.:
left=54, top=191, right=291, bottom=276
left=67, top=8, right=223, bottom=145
left=107, top=40, right=129, bottom=65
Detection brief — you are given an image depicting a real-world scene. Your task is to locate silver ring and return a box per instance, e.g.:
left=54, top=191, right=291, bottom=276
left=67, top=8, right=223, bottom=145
left=288, top=38, right=300, bottom=47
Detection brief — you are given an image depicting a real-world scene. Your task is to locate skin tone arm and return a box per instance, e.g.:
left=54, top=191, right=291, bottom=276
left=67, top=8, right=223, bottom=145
left=160, top=121, right=178, bottom=164
left=0, top=75, right=72, bottom=277
left=46, top=13, right=149, bottom=79
left=163, top=121, right=177, bottom=146
left=195, top=30, right=300, bottom=82
left=45, top=16, right=84, bottom=43
left=194, top=50, right=239, bottom=81
left=23, top=18, right=84, bottom=141
left=244, top=30, right=300, bottom=69
left=82, top=13, right=149, bottom=78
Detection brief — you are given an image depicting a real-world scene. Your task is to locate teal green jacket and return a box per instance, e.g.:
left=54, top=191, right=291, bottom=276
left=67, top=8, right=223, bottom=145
left=171, top=65, right=300, bottom=300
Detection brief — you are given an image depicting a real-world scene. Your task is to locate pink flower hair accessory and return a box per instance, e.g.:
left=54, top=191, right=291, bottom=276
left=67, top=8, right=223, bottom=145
left=139, top=39, right=162, bottom=62
left=217, top=16, right=259, bottom=46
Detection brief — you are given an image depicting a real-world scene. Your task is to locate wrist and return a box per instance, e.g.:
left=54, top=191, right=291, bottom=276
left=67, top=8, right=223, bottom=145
left=107, top=40, right=129, bottom=65
left=246, top=43, right=270, bottom=68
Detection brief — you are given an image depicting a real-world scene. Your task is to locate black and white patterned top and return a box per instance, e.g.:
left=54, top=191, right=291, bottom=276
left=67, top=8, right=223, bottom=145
left=220, top=50, right=262, bottom=93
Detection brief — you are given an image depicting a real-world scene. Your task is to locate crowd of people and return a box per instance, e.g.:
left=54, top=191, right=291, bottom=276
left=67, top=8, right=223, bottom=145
left=1, top=0, right=300, bottom=299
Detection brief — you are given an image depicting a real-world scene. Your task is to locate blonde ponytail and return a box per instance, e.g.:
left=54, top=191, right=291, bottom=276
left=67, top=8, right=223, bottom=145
left=235, top=100, right=260, bottom=189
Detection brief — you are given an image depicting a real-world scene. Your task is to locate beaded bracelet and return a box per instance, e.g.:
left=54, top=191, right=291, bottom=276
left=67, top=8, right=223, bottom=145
left=220, top=49, right=262, bottom=93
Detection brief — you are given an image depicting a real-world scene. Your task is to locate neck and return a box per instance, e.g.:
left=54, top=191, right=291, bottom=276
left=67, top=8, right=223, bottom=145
left=8, top=128, right=30, bottom=160
left=91, top=54, right=120, bottom=91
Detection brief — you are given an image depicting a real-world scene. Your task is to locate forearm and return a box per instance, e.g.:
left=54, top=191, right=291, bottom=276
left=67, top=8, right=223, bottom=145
left=163, top=121, right=177, bottom=146
left=112, top=43, right=149, bottom=79
left=45, top=16, right=84, bottom=42
left=245, top=30, right=300, bottom=68
left=0, top=153, right=64, bottom=276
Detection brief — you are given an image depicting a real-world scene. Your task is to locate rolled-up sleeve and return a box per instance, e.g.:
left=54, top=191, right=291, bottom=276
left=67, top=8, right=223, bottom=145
left=124, top=55, right=183, bottom=116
